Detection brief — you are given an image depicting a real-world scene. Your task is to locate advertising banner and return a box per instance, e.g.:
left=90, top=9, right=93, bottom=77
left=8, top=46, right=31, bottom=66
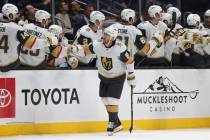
left=0, top=69, right=210, bottom=135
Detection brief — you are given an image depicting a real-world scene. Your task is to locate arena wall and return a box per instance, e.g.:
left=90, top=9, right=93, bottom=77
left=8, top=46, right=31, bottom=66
left=0, top=69, right=210, bottom=136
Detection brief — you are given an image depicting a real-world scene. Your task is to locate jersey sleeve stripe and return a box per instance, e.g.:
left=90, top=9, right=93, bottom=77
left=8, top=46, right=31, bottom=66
left=47, top=58, right=55, bottom=66
left=23, top=36, right=37, bottom=49
left=52, top=46, right=63, bottom=58
left=83, top=44, right=93, bottom=56
left=126, top=57, right=134, bottom=64
left=140, top=42, right=150, bottom=54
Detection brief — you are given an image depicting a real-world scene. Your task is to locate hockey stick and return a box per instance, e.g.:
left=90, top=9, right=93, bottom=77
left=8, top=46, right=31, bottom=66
left=165, top=11, right=177, bottom=37
left=129, top=85, right=134, bottom=133
left=136, top=12, right=177, bottom=66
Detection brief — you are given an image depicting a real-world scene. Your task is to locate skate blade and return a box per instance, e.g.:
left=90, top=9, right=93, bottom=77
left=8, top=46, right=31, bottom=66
left=113, top=125, right=123, bottom=133
left=107, top=125, right=123, bottom=136
left=108, top=131, right=114, bottom=136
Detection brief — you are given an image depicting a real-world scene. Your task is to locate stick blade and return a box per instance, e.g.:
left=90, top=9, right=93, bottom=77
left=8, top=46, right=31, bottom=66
left=129, top=127, right=133, bottom=133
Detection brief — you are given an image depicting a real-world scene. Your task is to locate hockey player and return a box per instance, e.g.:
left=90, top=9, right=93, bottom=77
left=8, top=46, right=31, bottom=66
left=20, top=10, right=57, bottom=68
left=110, top=9, right=164, bottom=67
left=161, top=13, right=172, bottom=28
left=137, top=5, right=169, bottom=66
left=161, top=12, right=187, bottom=66
left=181, top=13, right=206, bottom=67
left=200, top=10, right=210, bottom=67
left=48, top=24, right=78, bottom=69
left=0, top=4, right=50, bottom=72
left=203, top=10, right=210, bottom=34
left=167, top=7, right=185, bottom=38
left=73, top=10, right=105, bottom=67
left=161, top=12, right=179, bottom=65
left=70, top=25, right=136, bottom=135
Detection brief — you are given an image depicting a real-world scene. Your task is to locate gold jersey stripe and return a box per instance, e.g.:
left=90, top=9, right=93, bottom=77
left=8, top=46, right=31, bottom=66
left=126, top=57, right=134, bottom=64
left=47, top=59, right=55, bottom=66
left=83, top=44, right=92, bottom=56
left=141, top=42, right=150, bottom=54
left=24, top=36, right=37, bottom=49
left=52, top=46, right=62, bottom=58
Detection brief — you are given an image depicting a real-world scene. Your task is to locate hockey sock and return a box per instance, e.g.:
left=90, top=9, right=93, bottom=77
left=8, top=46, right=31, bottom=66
left=108, top=112, right=118, bottom=122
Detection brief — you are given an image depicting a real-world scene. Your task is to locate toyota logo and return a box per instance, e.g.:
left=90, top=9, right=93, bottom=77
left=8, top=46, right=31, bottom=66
left=0, top=89, right=12, bottom=108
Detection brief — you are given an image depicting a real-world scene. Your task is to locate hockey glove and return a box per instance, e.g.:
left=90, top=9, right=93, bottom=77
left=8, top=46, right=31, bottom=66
left=47, top=36, right=58, bottom=46
left=152, top=33, right=163, bottom=48
left=127, top=72, right=136, bottom=88
left=67, top=56, right=78, bottom=69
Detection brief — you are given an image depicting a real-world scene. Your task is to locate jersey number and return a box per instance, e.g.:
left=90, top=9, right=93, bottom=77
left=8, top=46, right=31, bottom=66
left=117, top=36, right=129, bottom=46
left=0, top=35, right=9, bottom=53
left=21, top=47, right=40, bottom=56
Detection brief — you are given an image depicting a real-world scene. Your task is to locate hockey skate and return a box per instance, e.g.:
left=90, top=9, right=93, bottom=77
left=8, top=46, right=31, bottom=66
left=107, top=119, right=123, bottom=136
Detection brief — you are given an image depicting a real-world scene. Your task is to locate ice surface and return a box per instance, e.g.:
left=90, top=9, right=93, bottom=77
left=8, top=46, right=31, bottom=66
left=0, top=129, right=210, bottom=140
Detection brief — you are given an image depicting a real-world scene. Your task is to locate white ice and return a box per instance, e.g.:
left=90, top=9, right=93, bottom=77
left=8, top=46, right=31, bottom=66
left=0, top=129, right=210, bottom=140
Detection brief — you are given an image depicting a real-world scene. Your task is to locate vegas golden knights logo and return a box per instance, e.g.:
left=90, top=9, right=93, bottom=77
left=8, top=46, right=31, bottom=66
left=101, top=57, right=113, bottom=71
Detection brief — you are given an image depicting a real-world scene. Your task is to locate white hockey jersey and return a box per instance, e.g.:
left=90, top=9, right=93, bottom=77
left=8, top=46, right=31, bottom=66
left=164, top=37, right=178, bottom=62
left=184, top=28, right=205, bottom=55
left=200, top=26, right=210, bottom=36
left=47, top=36, right=70, bottom=67
left=110, top=23, right=145, bottom=56
left=20, top=23, right=52, bottom=67
left=200, top=27, right=210, bottom=55
left=74, top=25, right=102, bottom=64
left=137, top=21, right=168, bottom=58
left=91, top=40, right=131, bottom=78
left=0, top=22, right=22, bottom=66
left=164, top=24, right=184, bottom=62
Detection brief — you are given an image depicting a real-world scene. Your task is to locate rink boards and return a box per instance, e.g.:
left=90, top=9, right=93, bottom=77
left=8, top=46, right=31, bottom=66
left=0, top=69, right=210, bottom=136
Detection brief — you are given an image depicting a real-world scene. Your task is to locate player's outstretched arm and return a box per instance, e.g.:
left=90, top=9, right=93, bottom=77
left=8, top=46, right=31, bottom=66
left=119, top=50, right=136, bottom=87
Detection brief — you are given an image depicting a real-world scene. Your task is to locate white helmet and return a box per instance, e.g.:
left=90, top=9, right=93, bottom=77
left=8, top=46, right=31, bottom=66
left=167, top=7, right=181, bottom=21
left=104, top=26, right=118, bottom=40
left=148, top=5, right=162, bottom=18
left=204, top=9, right=210, bottom=17
left=90, top=11, right=105, bottom=24
left=187, top=14, right=200, bottom=26
left=35, top=10, right=51, bottom=23
left=49, top=25, right=63, bottom=36
left=121, top=9, right=136, bottom=22
left=2, top=3, right=18, bottom=18
left=161, top=13, right=172, bottom=23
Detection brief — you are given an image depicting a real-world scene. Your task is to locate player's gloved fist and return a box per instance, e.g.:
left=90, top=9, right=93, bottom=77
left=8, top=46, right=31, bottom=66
left=127, top=72, right=136, bottom=88
left=47, top=36, right=58, bottom=46
left=177, top=39, right=195, bottom=55
left=184, top=32, right=202, bottom=44
left=176, top=28, right=185, bottom=37
left=192, top=33, right=202, bottom=44
left=69, top=45, right=78, bottom=54
left=182, top=40, right=192, bottom=50
left=152, top=33, right=163, bottom=48
left=202, top=36, right=210, bottom=45
left=67, top=56, right=78, bottom=69
left=69, top=45, right=86, bottom=57
left=206, top=37, right=210, bottom=45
